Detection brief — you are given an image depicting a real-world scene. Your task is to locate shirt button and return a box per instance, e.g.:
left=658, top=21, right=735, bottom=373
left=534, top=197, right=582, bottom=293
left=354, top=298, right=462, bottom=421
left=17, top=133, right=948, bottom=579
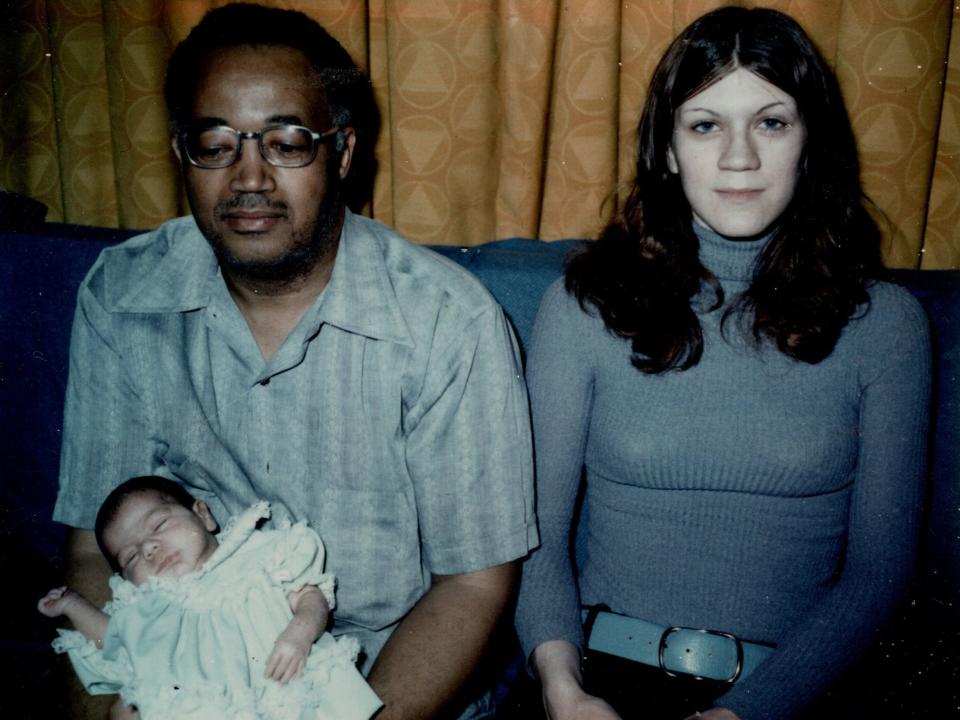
left=260, top=378, right=270, bottom=386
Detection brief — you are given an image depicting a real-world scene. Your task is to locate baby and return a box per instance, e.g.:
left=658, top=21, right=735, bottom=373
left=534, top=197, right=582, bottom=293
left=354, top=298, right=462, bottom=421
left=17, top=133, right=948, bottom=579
left=38, top=475, right=381, bottom=720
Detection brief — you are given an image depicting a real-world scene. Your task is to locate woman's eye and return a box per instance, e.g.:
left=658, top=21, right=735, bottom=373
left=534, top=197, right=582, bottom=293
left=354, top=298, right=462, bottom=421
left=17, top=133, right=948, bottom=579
left=760, top=117, right=787, bottom=131
left=691, top=121, right=718, bottom=134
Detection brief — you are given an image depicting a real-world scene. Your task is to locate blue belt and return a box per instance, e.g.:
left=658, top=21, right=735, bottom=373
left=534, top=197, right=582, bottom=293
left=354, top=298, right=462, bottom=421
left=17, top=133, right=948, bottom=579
left=582, top=607, right=774, bottom=684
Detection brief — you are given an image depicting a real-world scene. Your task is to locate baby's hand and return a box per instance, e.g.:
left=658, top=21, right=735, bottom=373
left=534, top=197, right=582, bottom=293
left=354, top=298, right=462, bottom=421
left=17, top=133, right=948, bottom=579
left=265, top=628, right=312, bottom=685
left=37, top=586, right=79, bottom=618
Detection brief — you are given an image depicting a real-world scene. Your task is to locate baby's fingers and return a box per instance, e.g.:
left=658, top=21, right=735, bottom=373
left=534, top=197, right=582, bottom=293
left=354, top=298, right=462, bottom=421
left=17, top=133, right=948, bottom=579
left=265, top=645, right=306, bottom=685
left=277, top=655, right=305, bottom=685
left=264, top=648, right=285, bottom=681
left=37, top=586, right=68, bottom=615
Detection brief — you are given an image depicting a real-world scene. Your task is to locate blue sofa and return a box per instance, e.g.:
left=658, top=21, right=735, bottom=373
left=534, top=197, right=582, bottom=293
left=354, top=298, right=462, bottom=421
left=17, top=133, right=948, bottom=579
left=1, top=223, right=957, bottom=716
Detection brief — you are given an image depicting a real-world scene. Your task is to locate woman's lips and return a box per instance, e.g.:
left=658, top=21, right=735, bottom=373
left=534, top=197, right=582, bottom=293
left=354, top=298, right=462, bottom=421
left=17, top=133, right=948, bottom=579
left=716, top=189, right=763, bottom=202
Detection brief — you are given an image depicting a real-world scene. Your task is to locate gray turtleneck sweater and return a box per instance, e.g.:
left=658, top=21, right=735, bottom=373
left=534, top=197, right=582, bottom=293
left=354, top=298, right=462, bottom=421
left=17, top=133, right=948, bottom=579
left=515, top=226, right=931, bottom=719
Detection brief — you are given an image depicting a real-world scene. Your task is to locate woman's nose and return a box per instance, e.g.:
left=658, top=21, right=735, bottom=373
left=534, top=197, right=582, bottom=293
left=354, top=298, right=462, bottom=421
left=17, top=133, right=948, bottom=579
left=719, top=129, right=760, bottom=171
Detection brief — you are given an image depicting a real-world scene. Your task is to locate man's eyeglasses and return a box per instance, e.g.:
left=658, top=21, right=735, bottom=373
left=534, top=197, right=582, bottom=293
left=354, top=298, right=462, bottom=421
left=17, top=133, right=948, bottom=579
left=179, top=124, right=341, bottom=169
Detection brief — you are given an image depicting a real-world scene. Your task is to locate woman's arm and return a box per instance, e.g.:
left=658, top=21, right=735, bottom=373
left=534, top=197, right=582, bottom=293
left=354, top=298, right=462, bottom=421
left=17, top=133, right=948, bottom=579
left=37, top=585, right=109, bottom=646
left=515, top=281, right=608, bottom=716
left=716, top=287, right=932, bottom=719
left=265, top=584, right=330, bottom=684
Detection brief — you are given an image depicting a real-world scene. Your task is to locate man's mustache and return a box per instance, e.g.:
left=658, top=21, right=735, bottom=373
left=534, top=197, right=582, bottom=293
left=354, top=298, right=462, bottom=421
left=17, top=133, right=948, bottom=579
left=217, top=194, right=288, bottom=212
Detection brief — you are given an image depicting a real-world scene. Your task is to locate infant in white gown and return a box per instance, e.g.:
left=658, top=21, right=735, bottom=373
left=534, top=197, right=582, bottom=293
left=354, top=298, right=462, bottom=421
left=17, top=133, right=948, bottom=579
left=40, top=478, right=381, bottom=720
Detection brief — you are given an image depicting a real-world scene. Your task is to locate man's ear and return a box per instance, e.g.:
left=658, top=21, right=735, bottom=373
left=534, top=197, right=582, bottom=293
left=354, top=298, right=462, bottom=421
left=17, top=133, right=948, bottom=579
left=338, top=127, right=357, bottom=180
left=667, top=144, right=679, bottom=174
left=192, top=500, right=218, bottom=533
left=171, top=136, right=184, bottom=166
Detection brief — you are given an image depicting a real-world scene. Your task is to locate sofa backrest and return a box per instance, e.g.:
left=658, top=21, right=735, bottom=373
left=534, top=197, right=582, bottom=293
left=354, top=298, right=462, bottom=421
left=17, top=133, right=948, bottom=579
left=1, top=227, right=957, bottom=647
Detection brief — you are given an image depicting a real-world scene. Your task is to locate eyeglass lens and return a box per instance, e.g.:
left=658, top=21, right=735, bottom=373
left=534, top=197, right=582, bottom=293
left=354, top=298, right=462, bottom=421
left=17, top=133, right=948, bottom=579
left=185, top=126, right=317, bottom=168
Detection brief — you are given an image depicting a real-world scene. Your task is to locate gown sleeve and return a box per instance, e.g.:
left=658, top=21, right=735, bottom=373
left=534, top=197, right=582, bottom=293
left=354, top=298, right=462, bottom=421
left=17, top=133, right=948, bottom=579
left=52, top=626, right=133, bottom=696
left=268, top=522, right=337, bottom=609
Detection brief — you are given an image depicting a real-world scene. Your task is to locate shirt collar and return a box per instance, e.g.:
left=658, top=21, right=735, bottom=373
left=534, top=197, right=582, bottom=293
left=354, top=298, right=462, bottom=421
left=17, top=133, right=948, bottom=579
left=106, top=216, right=218, bottom=313
left=106, top=211, right=414, bottom=347
left=311, top=208, right=413, bottom=347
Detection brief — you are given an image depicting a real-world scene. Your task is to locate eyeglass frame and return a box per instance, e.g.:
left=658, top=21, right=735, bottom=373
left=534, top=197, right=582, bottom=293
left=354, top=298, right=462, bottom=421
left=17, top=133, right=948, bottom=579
left=177, top=124, right=342, bottom=169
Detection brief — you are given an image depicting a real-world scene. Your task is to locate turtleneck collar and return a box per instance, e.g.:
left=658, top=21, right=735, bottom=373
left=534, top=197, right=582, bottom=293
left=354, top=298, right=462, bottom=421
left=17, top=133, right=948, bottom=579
left=693, top=222, right=771, bottom=283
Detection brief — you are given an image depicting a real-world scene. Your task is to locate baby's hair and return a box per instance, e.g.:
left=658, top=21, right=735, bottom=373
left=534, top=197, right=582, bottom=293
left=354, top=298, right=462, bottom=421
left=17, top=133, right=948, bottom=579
left=94, top=476, right=198, bottom=572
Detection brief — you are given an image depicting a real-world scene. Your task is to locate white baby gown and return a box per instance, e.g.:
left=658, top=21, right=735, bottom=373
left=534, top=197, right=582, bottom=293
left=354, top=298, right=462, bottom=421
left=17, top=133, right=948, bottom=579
left=53, top=501, right=382, bottom=720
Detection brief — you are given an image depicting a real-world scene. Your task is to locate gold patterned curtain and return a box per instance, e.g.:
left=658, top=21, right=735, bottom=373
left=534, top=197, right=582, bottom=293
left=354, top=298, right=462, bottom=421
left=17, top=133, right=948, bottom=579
left=1, top=0, right=957, bottom=269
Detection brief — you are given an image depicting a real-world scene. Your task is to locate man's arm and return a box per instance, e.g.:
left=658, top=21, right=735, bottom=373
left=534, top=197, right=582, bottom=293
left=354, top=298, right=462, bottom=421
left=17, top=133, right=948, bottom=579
left=63, top=528, right=116, bottom=720
left=367, top=561, right=519, bottom=720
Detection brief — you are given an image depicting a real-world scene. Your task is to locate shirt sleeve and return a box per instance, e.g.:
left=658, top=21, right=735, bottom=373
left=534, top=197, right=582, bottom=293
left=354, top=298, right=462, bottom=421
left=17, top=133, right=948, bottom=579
left=54, top=266, right=162, bottom=529
left=719, top=285, right=932, bottom=719
left=515, top=280, right=596, bottom=660
left=403, top=302, right=537, bottom=575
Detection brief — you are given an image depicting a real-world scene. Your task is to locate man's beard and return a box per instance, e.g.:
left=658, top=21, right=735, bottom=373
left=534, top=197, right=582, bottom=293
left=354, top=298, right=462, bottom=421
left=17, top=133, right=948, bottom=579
left=205, top=185, right=343, bottom=288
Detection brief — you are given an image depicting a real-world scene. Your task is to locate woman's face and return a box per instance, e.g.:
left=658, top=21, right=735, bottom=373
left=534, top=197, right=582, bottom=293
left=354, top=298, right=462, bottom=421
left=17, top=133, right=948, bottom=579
left=667, top=67, right=806, bottom=238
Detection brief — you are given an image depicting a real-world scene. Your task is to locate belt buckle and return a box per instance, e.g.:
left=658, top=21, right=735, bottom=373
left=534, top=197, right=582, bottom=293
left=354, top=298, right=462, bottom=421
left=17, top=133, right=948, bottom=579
left=657, top=626, right=744, bottom=684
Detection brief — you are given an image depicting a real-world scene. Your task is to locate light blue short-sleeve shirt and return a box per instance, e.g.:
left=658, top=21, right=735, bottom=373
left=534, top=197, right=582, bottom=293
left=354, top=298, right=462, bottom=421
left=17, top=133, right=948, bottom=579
left=55, top=210, right=538, bottom=669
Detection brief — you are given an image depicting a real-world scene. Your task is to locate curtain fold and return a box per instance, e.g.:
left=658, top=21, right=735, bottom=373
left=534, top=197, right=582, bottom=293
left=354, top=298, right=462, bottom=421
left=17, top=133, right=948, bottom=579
left=1, top=0, right=956, bottom=269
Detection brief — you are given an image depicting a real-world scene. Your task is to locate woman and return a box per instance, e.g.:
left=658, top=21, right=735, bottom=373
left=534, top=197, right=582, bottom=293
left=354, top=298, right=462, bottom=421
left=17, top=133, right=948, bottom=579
left=515, top=7, right=930, bottom=720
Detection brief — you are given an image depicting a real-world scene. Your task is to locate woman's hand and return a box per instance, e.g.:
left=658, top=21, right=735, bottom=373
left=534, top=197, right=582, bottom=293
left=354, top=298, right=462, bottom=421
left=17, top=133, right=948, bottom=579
left=533, top=640, right=623, bottom=720
left=543, top=680, right=622, bottom=720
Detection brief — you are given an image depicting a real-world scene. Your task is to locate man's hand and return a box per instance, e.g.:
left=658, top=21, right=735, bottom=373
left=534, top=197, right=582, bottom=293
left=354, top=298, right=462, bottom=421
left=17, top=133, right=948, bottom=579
left=367, top=561, right=518, bottom=720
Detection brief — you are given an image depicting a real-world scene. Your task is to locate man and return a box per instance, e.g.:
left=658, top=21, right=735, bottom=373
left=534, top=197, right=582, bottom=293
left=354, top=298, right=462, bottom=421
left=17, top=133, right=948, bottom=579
left=54, top=5, right=537, bottom=719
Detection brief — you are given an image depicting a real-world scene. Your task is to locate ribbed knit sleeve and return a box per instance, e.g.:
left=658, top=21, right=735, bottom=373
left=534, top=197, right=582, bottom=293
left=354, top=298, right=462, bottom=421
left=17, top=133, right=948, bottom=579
left=718, top=283, right=932, bottom=719
left=515, top=279, right=599, bottom=658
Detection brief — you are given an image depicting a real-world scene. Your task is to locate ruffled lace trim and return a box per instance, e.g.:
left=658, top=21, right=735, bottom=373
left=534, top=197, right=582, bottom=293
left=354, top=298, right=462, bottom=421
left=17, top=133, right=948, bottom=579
left=117, top=635, right=364, bottom=720
left=267, top=520, right=336, bottom=610
left=52, top=627, right=97, bottom=656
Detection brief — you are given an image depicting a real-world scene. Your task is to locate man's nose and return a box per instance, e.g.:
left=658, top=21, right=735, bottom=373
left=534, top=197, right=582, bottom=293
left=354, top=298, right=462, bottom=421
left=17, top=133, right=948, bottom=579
left=230, top=138, right=277, bottom=193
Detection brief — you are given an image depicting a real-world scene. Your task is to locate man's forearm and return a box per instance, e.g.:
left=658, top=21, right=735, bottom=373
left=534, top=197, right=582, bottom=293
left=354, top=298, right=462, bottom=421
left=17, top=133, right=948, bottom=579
left=64, top=528, right=116, bottom=720
left=367, top=561, right=519, bottom=720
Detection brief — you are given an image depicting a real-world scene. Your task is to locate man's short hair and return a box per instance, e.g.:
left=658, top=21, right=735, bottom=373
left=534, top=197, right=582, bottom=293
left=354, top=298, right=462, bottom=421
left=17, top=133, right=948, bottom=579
left=164, top=2, right=379, bottom=207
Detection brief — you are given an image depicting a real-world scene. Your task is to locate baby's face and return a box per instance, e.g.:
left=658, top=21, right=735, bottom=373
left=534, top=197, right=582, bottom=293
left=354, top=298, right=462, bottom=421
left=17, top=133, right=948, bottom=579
left=101, top=490, right=219, bottom=586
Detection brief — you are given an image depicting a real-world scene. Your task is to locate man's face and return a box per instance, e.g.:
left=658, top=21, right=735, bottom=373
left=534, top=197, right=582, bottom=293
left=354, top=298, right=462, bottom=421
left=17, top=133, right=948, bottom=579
left=175, top=44, right=353, bottom=283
